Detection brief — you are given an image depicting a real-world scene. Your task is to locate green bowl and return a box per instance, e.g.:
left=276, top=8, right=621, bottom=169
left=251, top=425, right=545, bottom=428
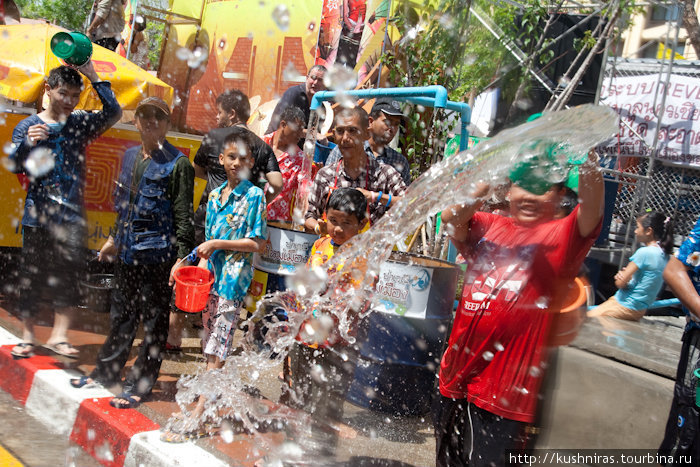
left=50, top=31, right=93, bottom=66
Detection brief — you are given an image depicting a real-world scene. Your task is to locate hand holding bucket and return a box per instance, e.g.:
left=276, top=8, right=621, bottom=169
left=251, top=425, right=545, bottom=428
left=172, top=248, right=214, bottom=313
left=50, top=31, right=93, bottom=66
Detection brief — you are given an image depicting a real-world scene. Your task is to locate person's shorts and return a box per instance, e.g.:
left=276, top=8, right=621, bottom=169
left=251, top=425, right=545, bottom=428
left=18, top=224, right=87, bottom=318
left=587, top=296, right=645, bottom=321
left=202, top=294, right=243, bottom=360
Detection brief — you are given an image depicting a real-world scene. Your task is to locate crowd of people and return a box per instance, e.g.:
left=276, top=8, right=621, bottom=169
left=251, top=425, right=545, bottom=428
left=5, top=54, right=699, bottom=464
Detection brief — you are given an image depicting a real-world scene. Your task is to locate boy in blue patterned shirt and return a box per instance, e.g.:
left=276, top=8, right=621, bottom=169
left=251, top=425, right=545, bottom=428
left=163, top=128, right=267, bottom=442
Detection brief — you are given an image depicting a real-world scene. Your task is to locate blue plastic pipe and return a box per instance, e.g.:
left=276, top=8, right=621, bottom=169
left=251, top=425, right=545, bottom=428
left=310, top=85, right=468, bottom=150
left=310, top=85, right=449, bottom=111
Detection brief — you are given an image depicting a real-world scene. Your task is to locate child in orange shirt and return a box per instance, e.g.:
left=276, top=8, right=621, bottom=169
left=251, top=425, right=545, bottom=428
left=285, top=187, right=368, bottom=458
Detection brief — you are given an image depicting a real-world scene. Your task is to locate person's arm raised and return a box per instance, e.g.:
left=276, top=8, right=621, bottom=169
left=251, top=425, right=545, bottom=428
left=441, top=183, right=490, bottom=244
left=576, top=150, right=605, bottom=238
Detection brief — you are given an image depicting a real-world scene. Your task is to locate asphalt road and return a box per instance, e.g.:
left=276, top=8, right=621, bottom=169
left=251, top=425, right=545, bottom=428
left=0, top=390, right=98, bottom=467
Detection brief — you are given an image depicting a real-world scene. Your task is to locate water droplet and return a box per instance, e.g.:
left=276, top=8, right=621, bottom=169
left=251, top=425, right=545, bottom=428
left=558, top=76, right=572, bottom=88
left=95, top=442, right=114, bottom=462
left=271, top=5, right=290, bottom=31
left=482, top=351, right=494, bottom=361
left=323, top=64, right=357, bottom=90
left=1, top=157, right=16, bottom=172
left=493, top=341, right=504, bottom=352
left=529, top=366, right=542, bottom=377
left=24, top=147, right=55, bottom=177
left=220, top=420, right=234, bottom=443
left=282, top=62, right=303, bottom=83
left=535, top=296, right=549, bottom=309
left=175, top=47, right=192, bottom=61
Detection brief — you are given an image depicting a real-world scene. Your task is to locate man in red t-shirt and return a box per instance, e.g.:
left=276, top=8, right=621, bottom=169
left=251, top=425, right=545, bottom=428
left=435, top=150, right=605, bottom=466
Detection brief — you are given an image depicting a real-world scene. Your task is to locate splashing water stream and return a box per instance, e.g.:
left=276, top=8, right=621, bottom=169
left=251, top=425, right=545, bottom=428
left=168, top=105, right=618, bottom=463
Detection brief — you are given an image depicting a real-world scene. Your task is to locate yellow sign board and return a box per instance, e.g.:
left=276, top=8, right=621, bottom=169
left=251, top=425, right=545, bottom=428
left=0, top=112, right=203, bottom=250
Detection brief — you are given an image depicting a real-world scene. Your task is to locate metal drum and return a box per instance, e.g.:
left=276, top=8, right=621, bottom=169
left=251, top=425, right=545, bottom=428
left=347, top=252, right=459, bottom=416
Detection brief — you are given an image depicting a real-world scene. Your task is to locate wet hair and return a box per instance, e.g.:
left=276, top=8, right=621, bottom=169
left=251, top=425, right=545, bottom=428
left=279, top=106, right=305, bottom=126
left=222, top=127, right=256, bottom=159
left=46, top=66, right=82, bottom=89
left=335, top=106, right=369, bottom=130
left=216, top=89, right=251, bottom=122
left=558, top=187, right=578, bottom=217
left=327, top=187, right=367, bottom=223
left=308, top=64, right=327, bottom=76
left=638, top=210, right=674, bottom=255
left=134, top=16, right=146, bottom=32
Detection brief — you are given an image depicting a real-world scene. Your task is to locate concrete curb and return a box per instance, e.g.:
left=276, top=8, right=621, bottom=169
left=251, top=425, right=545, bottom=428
left=0, top=327, right=229, bottom=467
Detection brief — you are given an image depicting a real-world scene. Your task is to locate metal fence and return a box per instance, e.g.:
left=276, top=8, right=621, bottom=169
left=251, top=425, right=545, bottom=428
left=595, top=57, right=700, bottom=268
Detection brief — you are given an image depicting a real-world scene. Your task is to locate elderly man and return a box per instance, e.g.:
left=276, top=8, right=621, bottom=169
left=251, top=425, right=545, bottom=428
left=9, top=62, right=121, bottom=359
left=70, top=97, right=194, bottom=410
left=325, top=98, right=411, bottom=185
left=305, top=105, right=405, bottom=234
left=266, top=65, right=327, bottom=134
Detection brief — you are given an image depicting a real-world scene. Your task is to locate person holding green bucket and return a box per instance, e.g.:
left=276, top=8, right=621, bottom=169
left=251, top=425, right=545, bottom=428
left=435, top=142, right=605, bottom=466
left=658, top=216, right=700, bottom=463
left=8, top=61, right=122, bottom=359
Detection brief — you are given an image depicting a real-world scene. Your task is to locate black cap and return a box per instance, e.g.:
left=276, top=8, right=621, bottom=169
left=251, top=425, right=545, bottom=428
left=371, top=98, right=405, bottom=118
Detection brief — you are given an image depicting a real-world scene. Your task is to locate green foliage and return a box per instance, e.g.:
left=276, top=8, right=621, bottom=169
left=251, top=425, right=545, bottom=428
left=382, top=0, right=521, bottom=174
left=15, top=0, right=93, bottom=30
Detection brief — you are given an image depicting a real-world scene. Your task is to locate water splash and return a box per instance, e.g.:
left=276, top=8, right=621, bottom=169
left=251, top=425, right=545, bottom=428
left=169, top=105, right=617, bottom=462
left=24, top=147, right=55, bottom=178
left=271, top=5, right=290, bottom=31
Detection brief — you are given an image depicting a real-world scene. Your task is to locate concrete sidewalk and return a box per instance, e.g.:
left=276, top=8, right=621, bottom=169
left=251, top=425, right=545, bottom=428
left=0, top=303, right=435, bottom=467
left=0, top=294, right=685, bottom=466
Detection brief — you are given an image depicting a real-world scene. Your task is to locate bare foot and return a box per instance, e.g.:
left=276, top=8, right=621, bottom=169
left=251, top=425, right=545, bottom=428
left=335, top=422, right=357, bottom=439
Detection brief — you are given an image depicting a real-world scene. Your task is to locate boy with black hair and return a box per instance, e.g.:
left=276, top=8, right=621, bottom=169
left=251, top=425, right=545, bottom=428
left=9, top=62, right=121, bottom=358
left=161, top=128, right=267, bottom=442
left=193, top=89, right=282, bottom=242
left=284, top=187, right=368, bottom=456
left=435, top=150, right=604, bottom=466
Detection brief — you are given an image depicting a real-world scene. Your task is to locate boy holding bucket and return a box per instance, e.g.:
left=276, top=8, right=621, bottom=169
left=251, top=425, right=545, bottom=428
left=162, top=129, right=267, bottom=442
left=435, top=148, right=604, bottom=466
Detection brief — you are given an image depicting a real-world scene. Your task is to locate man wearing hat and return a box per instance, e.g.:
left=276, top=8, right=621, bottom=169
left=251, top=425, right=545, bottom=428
left=325, top=98, right=411, bottom=185
left=70, top=97, right=195, bottom=409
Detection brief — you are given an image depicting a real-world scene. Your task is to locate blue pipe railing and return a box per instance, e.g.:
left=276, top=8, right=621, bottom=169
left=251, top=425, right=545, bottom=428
left=310, top=85, right=469, bottom=150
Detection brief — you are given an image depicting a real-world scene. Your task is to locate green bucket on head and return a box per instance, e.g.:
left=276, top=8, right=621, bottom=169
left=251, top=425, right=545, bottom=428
left=50, top=31, right=93, bottom=66
left=509, top=142, right=568, bottom=195
left=694, top=368, right=700, bottom=407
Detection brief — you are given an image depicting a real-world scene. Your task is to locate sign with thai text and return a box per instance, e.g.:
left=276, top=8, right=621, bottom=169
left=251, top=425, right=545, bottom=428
left=599, top=74, right=700, bottom=166
left=254, top=226, right=317, bottom=275
left=373, top=260, right=433, bottom=319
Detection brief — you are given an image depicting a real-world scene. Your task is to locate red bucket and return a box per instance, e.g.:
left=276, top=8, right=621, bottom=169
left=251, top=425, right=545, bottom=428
left=173, top=266, right=214, bottom=313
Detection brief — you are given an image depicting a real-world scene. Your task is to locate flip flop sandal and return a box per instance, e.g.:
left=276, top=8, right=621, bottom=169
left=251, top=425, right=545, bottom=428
left=70, top=376, right=99, bottom=389
left=10, top=342, right=34, bottom=358
left=159, top=427, right=208, bottom=443
left=109, top=392, right=142, bottom=409
left=44, top=342, right=79, bottom=359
